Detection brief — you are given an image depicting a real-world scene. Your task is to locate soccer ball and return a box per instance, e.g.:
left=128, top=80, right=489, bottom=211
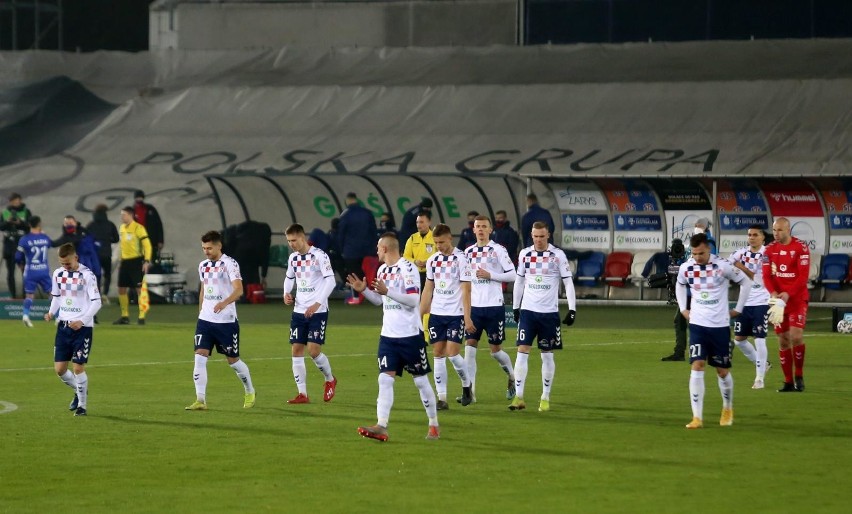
left=837, top=320, right=852, bottom=334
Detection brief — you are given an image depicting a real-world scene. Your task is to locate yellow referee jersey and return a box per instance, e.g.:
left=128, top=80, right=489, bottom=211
left=403, top=229, right=436, bottom=272
left=119, top=220, right=153, bottom=261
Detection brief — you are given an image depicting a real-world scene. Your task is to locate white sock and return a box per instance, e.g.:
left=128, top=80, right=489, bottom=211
left=464, top=345, right=478, bottom=391
left=229, top=359, right=255, bottom=393
left=491, top=349, right=514, bottom=379
left=514, top=352, right=529, bottom=399
left=541, top=352, right=555, bottom=400
left=413, top=374, right=438, bottom=423
left=718, top=372, right=734, bottom=409
left=735, top=340, right=757, bottom=363
left=193, top=354, right=208, bottom=402
left=689, top=370, right=705, bottom=420
left=292, top=356, right=307, bottom=395
left=312, top=352, right=334, bottom=382
left=377, top=373, right=394, bottom=427
left=74, top=372, right=88, bottom=409
left=755, top=338, right=768, bottom=380
left=59, top=370, right=76, bottom=389
left=448, top=354, right=470, bottom=387
left=433, top=356, right=447, bottom=400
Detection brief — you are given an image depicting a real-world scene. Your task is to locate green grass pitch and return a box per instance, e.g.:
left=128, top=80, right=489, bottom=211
left=1, top=303, right=849, bottom=513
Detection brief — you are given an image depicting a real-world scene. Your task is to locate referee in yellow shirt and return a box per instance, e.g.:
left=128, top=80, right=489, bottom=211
left=403, top=211, right=436, bottom=290
left=114, top=206, right=152, bottom=325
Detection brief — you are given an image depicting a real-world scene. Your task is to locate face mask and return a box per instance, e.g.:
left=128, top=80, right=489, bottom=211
left=495, top=220, right=506, bottom=228
left=693, top=227, right=705, bottom=235
left=64, top=225, right=76, bottom=234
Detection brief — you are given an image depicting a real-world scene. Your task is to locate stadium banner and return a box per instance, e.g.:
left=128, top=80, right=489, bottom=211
left=787, top=217, right=826, bottom=254
left=719, top=236, right=749, bottom=254
left=648, top=179, right=712, bottom=211
left=613, top=214, right=664, bottom=250
left=551, top=181, right=608, bottom=212
left=665, top=210, right=714, bottom=247
left=0, top=300, right=50, bottom=320
left=819, top=179, right=852, bottom=253
left=718, top=213, right=770, bottom=231
left=598, top=178, right=659, bottom=212
left=829, top=213, right=852, bottom=230
left=711, top=178, right=768, bottom=213
left=761, top=180, right=823, bottom=217
left=562, top=214, right=610, bottom=250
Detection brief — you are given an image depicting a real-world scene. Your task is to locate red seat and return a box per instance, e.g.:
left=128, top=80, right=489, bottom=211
left=604, top=252, right=634, bottom=288
left=362, top=256, right=380, bottom=286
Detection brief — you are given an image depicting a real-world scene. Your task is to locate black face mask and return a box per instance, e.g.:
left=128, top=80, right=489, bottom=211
left=495, top=220, right=506, bottom=229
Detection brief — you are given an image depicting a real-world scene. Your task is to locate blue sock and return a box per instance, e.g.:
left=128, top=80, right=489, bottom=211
left=23, top=297, right=33, bottom=317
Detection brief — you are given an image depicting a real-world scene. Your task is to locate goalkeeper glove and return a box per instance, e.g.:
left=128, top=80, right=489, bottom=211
left=767, top=297, right=786, bottom=326
left=513, top=309, right=520, bottom=323
left=563, top=310, right=576, bottom=326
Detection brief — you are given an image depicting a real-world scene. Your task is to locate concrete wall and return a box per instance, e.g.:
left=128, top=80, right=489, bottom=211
left=150, top=1, right=518, bottom=50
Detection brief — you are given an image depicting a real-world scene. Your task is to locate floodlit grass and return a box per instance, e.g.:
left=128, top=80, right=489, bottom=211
left=1, top=303, right=849, bottom=513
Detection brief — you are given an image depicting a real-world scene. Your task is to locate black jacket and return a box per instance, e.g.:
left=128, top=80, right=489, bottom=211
left=86, top=210, right=120, bottom=260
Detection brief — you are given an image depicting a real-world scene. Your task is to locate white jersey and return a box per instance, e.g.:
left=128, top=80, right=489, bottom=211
left=425, top=248, right=473, bottom=316
left=378, top=257, right=422, bottom=338
left=727, top=245, right=770, bottom=306
left=50, top=263, right=101, bottom=327
left=677, top=255, right=748, bottom=328
left=465, top=241, right=515, bottom=307
left=515, top=244, right=572, bottom=313
left=198, top=253, right=241, bottom=323
left=285, top=247, right=335, bottom=314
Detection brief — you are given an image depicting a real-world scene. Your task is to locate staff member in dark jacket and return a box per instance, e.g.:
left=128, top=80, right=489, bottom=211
left=338, top=193, right=377, bottom=304
left=520, top=193, right=555, bottom=248
left=1, top=192, right=32, bottom=298
left=133, top=190, right=164, bottom=261
left=86, top=204, right=120, bottom=298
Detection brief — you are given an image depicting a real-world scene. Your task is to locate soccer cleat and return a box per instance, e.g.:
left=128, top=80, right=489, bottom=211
left=794, top=377, right=805, bottom=392
left=74, top=407, right=87, bottom=416
left=766, top=361, right=773, bottom=374
left=777, top=382, right=796, bottom=393
left=508, top=396, right=526, bottom=411
left=685, top=417, right=703, bottom=429
left=506, top=377, right=516, bottom=400
left=538, top=399, right=550, bottom=412
left=185, top=400, right=208, bottom=411
left=752, top=379, right=765, bottom=389
left=425, top=425, right=440, bottom=440
left=661, top=354, right=685, bottom=362
left=358, top=424, right=389, bottom=442
left=460, top=386, right=473, bottom=407
left=137, top=318, right=146, bottom=325
left=68, top=394, right=79, bottom=411
left=243, top=392, right=256, bottom=409
left=436, top=399, right=449, bottom=411
left=112, top=316, right=130, bottom=325
left=323, top=376, right=338, bottom=402
left=720, top=408, right=734, bottom=426
left=287, top=393, right=310, bottom=404
left=22, top=315, right=33, bottom=328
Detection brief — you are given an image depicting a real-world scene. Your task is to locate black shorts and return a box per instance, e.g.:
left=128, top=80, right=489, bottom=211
left=118, top=257, right=144, bottom=288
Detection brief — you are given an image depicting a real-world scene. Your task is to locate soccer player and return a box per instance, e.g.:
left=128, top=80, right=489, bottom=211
left=114, top=206, right=152, bottom=325
left=347, top=233, right=439, bottom=442
left=510, top=221, right=576, bottom=412
left=727, top=225, right=771, bottom=389
left=462, top=215, right=517, bottom=401
left=185, top=231, right=256, bottom=411
left=420, top=223, right=474, bottom=409
left=44, top=243, right=102, bottom=416
left=15, top=216, right=52, bottom=327
left=678, top=233, right=751, bottom=429
left=761, top=217, right=811, bottom=392
left=282, top=223, right=338, bottom=404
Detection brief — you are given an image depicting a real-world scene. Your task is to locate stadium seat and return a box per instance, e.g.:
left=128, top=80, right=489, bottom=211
left=362, top=256, right=380, bottom=286
left=268, top=245, right=289, bottom=268
left=575, top=251, right=605, bottom=287
left=604, top=252, right=633, bottom=287
left=818, top=253, right=850, bottom=290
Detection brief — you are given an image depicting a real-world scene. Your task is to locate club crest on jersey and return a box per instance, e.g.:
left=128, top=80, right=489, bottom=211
left=425, top=244, right=433, bottom=253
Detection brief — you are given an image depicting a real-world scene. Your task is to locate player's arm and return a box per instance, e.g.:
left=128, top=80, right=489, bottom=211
left=729, top=266, right=752, bottom=316
left=675, top=265, right=689, bottom=318
left=419, top=279, right=434, bottom=317
left=761, top=254, right=779, bottom=296
left=733, top=260, right=754, bottom=280
left=282, top=258, right=296, bottom=304
left=306, top=275, right=337, bottom=317
left=788, top=249, right=811, bottom=300
left=461, top=281, right=474, bottom=333
left=45, top=272, right=60, bottom=321
left=214, top=279, right=243, bottom=313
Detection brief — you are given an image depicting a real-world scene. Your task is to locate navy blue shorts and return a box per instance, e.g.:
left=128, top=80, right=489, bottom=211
left=289, top=311, right=328, bottom=345
left=54, top=323, right=93, bottom=364
left=427, top=314, right=464, bottom=344
left=465, top=305, right=506, bottom=344
left=23, top=273, right=51, bottom=295
left=195, top=319, right=241, bottom=358
left=688, top=324, right=732, bottom=368
left=378, top=333, right=431, bottom=377
left=516, top=310, right=562, bottom=351
left=733, top=305, right=769, bottom=338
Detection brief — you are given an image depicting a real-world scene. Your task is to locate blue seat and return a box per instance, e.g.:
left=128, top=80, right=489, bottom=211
left=819, top=253, right=850, bottom=290
left=576, top=251, right=605, bottom=287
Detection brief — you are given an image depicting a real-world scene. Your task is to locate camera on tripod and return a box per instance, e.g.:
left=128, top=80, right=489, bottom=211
left=646, top=238, right=686, bottom=305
